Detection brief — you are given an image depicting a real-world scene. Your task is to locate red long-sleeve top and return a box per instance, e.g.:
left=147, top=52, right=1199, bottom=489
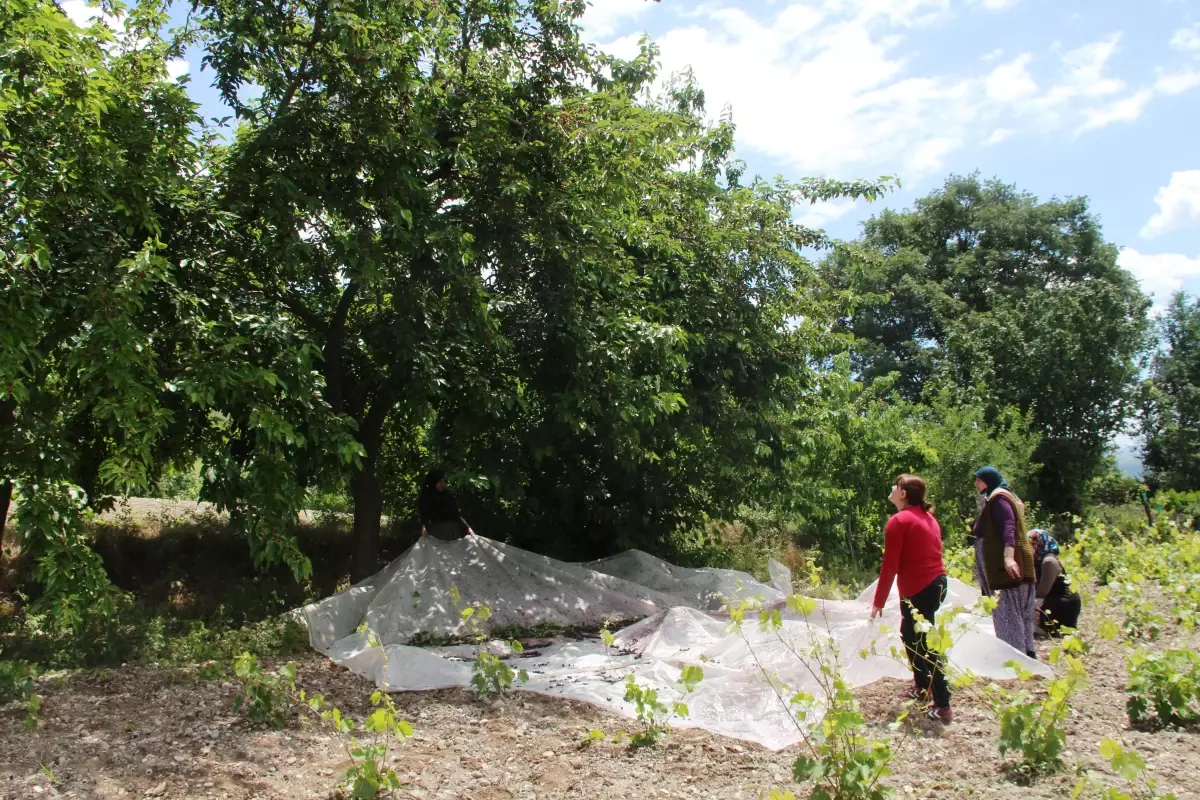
left=872, top=505, right=946, bottom=609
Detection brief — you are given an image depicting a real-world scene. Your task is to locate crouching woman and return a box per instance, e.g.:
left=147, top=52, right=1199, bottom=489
left=1029, top=529, right=1081, bottom=635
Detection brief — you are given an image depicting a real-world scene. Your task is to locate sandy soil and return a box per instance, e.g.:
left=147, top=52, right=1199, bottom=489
left=3, top=594, right=1197, bottom=800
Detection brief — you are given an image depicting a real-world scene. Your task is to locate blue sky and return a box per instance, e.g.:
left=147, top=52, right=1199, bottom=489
left=577, top=0, right=1200, bottom=310
left=573, top=0, right=1199, bottom=476
left=62, top=0, right=1200, bottom=306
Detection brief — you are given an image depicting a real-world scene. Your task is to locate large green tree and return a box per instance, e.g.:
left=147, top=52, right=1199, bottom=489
left=196, top=0, right=893, bottom=572
left=823, top=174, right=1150, bottom=514
left=0, top=0, right=354, bottom=607
left=195, top=0, right=610, bottom=578
left=1142, top=292, right=1200, bottom=491
left=429, top=64, right=893, bottom=559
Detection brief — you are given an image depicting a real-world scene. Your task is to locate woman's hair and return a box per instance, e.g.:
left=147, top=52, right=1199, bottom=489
left=896, top=474, right=934, bottom=513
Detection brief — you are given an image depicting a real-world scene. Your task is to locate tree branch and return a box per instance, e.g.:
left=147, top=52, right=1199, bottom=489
left=275, top=0, right=330, bottom=117
left=280, top=292, right=328, bottom=335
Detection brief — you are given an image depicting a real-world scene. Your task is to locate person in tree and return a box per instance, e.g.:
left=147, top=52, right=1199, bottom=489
left=870, top=474, right=953, bottom=723
left=418, top=469, right=474, bottom=541
left=972, top=466, right=1038, bottom=659
left=1028, top=529, right=1081, bottom=635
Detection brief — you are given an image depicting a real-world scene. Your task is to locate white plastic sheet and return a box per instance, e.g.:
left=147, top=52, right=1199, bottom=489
left=301, top=536, right=1050, bottom=751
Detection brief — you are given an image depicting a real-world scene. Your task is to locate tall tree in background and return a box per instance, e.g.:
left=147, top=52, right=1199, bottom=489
left=1142, top=293, right=1200, bottom=491
left=822, top=174, right=1149, bottom=515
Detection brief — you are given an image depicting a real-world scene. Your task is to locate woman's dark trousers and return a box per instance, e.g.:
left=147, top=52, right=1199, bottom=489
left=900, top=575, right=951, bottom=709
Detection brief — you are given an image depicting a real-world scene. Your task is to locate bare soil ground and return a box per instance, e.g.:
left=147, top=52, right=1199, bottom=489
left=3, top=597, right=1198, bottom=800
left=3, top=502, right=1196, bottom=799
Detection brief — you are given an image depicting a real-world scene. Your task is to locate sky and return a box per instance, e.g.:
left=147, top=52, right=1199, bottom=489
left=575, top=0, right=1200, bottom=311
left=580, top=0, right=1200, bottom=477
left=61, top=0, right=1200, bottom=473
left=60, top=0, right=1200, bottom=307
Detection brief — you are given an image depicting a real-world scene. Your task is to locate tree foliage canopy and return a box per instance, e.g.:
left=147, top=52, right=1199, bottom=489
left=2, top=0, right=1150, bottom=614
left=189, top=0, right=896, bottom=569
left=1142, top=293, right=1200, bottom=492
left=822, top=174, right=1149, bottom=514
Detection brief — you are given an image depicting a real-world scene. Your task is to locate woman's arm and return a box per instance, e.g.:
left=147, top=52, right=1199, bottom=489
left=1037, top=556, right=1062, bottom=599
left=871, top=517, right=903, bottom=615
left=992, top=498, right=1021, bottom=578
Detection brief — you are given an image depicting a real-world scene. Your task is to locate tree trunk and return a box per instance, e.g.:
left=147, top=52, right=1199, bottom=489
left=349, top=400, right=389, bottom=581
left=350, top=464, right=383, bottom=581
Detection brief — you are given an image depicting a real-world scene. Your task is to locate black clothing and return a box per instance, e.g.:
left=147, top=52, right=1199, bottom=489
left=1040, top=590, right=1081, bottom=633
left=418, top=485, right=462, bottom=528
left=900, top=574, right=952, bottom=710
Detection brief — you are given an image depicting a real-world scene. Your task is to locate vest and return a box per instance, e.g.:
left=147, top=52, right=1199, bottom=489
left=980, top=488, right=1036, bottom=591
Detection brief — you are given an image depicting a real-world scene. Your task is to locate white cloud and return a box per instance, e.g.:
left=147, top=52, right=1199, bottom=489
left=825, top=0, right=953, bottom=28
left=983, top=128, right=1014, bottom=146
left=1119, top=248, right=1200, bottom=308
left=602, top=2, right=974, bottom=177
left=1037, top=36, right=1126, bottom=111
left=1076, top=89, right=1154, bottom=134
left=976, top=0, right=1019, bottom=9
left=167, top=59, right=190, bottom=81
left=985, top=54, right=1037, bottom=102
left=59, top=0, right=119, bottom=29
left=1141, top=171, right=1200, bottom=239
left=597, top=8, right=1183, bottom=180
left=1172, top=26, right=1200, bottom=54
left=581, top=0, right=656, bottom=39
left=796, top=198, right=858, bottom=229
left=1156, top=70, right=1200, bottom=96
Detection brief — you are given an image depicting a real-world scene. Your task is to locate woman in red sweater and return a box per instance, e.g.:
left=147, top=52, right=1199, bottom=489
left=869, top=474, right=952, bottom=722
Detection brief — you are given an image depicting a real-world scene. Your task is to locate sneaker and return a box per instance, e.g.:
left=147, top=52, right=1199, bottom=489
left=927, top=706, right=953, bottom=723
left=900, top=685, right=930, bottom=702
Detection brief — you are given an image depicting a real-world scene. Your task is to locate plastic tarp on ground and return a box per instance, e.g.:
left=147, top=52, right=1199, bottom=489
left=300, top=535, right=1050, bottom=751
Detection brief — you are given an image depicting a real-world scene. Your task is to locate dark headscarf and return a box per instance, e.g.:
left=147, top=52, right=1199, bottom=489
left=1029, top=529, right=1060, bottom=567
left=974, top=466, right=1010, bottom=496
left=418, top=468, right=459, bottom=526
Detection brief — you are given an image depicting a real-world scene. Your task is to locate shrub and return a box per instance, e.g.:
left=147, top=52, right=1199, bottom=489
left=623, top=666, right=703, bottom=749
left=988, top=635, right=1088, bottom=777
left=301, top=688, right=413, bottom=799
left=0, top=656, right=40, bottom=731
left=231, top=636, right=416, bottom=799
left=452, top=587, right=528, bottom=701
left=1126, top=649, right=1200, bottom=728
left=731, top=594, right=893, bottom=800
left=1072, top=739, right=1180, bottom=800
left=232, top=652, right=296, bottom=727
